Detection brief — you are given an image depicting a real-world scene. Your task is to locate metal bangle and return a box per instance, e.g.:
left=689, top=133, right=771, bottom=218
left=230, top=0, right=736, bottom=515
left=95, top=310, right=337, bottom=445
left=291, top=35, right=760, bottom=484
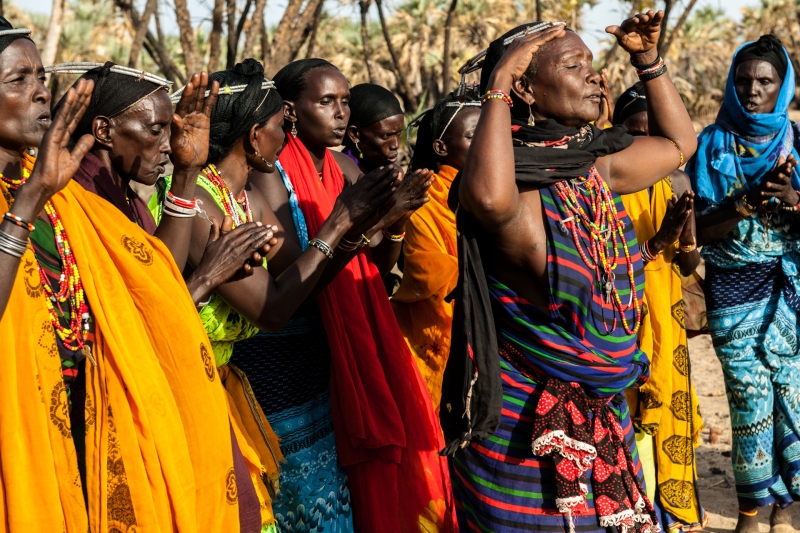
left=0, top=228, right=29, bottom=257
left=309, top=238, right=334, bottom=260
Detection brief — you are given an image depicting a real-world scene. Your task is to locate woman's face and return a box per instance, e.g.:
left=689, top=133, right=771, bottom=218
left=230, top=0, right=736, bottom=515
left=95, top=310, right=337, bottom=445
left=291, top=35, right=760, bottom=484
left=520, top=31, right=602, bottom=128
left=290, top=68, right=350, bottom=148
left=734, top=59, right=781, bottom=115
left=250, top=112, right=286, bottom=173
left=0, top=39, right=51, bottom=152
left=622, top=111, right=649, bottom=137
left=435, top=107, right=481, bottom=170
left=98, top=90, right=172, bottom=186
left=348, top=113, right=404, bottom=170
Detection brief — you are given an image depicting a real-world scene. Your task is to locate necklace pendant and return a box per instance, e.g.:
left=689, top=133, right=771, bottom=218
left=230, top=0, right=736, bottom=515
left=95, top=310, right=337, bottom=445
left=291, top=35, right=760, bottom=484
left=81, top=345, right=97, bottom=366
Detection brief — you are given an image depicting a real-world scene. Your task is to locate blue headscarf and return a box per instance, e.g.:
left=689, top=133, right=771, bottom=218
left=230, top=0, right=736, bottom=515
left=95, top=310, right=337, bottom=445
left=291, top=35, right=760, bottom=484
left=686, top=41, right=800, bottom=208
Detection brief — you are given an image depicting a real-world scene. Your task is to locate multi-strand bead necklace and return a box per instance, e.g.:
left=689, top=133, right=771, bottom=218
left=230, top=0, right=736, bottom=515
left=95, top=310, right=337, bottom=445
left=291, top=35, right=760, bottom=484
left=553, top=166, right=641, bottom=335
left=1, top=158, right=91, bottom=351
left=202, top=163, right=253, bottom=226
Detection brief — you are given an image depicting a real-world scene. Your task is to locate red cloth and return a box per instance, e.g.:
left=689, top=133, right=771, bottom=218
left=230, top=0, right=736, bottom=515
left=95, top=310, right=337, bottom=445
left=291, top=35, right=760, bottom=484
left=279, top=134, right=455, bottom=532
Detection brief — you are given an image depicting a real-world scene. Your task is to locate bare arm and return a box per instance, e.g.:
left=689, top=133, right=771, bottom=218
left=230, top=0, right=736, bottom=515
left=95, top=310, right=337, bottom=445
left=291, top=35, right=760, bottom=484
left=600, top=11, right=697, bottom=194
left=0, top=80, right=94, bottom=320
left=153, top=73, right=219, bottom=270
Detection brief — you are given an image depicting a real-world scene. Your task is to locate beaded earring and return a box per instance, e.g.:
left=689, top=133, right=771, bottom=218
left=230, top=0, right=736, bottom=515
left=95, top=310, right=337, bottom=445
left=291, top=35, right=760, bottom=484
left=255, top=148, right=274, bottom=168
left=355, top=141, right=363, bottom=159
left=291, top=121, right=298, bottom=138
left=528, top=104, right=536, bottom=127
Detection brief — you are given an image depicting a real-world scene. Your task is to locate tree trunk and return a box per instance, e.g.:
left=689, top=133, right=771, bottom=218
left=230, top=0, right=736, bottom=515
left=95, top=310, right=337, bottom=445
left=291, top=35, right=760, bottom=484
left=208, top=0, right=225, bottom=72
left=660, top=0, right=698, bottom=57
left=656, top=0, right=677, bottom=55
left=128, top=0, right=158, bottom=67
left=234, top=0, right=253, bottom=61
left=375, top=0, right=417, bottom=109
left=305, top=0, right=324, bottom=58
left=359, top=0, right=375, bottom=83
left=441, top=0, right=458, bottom=94
left=41, top=0, right=64, bottom=65
left=173, top=0, right=200, bottom=76
left=152, top=7, right=186, bottom=84
left=243, top=0, right=268, bottom=59
left=266, top=0, right=322, bottom=74
left=0, top=0, right=5, bottom=18
left=535, top=0, right=541, bottom=21
left=226, top=0, right=237, bottom=69
left=261, top=18, right=270, bottom=63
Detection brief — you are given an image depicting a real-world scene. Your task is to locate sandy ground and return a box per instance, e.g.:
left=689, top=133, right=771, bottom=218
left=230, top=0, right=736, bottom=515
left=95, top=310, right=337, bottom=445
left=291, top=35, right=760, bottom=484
left=689, top=334, right=800, bottom=532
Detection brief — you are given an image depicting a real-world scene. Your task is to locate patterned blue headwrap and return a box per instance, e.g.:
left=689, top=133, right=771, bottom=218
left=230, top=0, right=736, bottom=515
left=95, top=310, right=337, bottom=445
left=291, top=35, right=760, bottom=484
left=686, top=40, right=800, bottom=209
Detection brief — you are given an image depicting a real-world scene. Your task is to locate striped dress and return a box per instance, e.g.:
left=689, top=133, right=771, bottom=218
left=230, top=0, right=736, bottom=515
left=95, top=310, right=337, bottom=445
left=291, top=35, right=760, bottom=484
left=450, top=173, right=651, bottom=532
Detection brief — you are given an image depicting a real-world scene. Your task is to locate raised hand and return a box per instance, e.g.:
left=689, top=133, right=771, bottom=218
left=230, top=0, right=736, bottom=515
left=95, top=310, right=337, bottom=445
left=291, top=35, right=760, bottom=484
left=19, top=78, right=95, bottom=212
left=333, top=165, right=399, bottom=236
left=371, top=167, right=434, bottom=234
left=171, top=72, right=220, bottom=173
left=596, top=69, right=615, bottom=128
left=488, top=24, right=566, bottom=88
left=606, top=10, right=664, bottom=62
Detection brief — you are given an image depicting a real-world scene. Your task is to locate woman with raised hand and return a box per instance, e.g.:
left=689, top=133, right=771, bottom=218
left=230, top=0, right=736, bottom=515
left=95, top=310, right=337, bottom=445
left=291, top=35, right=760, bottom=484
left=242, top=57, right=455, bottom=533
left=151, top=58, right=398, bottom=533
left=391, top=85, right=481, bottom=412
left=0, top=17, right=239, bottom=532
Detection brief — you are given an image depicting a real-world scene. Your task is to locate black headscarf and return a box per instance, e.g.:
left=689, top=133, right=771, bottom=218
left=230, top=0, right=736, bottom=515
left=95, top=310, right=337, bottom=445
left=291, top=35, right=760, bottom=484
left=440, top=22, right=634, bottom=454
left=347, top=83, right=402, bottom=127
left=0, top=17, right=32, bottom=56
left=58, top=62, right=169, bottom=146
left=207, top=58, right=284, bottom=163
left=734, top=34, right=788, bottom=81
left=273, top=58, right=337, bottom=102
left=613, top=81, right=647, bottom=126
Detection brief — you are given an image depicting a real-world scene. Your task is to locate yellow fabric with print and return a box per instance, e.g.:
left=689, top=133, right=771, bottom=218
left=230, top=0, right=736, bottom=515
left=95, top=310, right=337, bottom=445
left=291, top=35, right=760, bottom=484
left=392, top=165, right=459, bottom=412
left=622, top=177, right=705, bottom=529
left=0, top=180, right=239, bottom=532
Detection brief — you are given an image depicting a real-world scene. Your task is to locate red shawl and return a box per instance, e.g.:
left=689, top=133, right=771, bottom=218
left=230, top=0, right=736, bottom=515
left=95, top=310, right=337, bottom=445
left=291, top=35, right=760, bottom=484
left=279, top=134, right=455, bottom=532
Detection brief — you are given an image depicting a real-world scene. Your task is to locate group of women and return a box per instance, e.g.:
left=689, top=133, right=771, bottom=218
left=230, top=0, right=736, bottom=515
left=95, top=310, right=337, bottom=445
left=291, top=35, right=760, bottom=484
left=0, top=4, right=798, bottom=533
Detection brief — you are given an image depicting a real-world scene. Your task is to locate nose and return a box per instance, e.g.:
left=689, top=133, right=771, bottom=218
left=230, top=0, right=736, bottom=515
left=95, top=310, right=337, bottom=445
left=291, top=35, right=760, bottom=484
left=34, top=78, right=51, bottom=105
left=586, top=68, right=601, bottom=86
left=335, top=101, right=346, bottom=121
left=161, top=128, right=171, bottom=153
left=389, top=134, right=399, bottom=151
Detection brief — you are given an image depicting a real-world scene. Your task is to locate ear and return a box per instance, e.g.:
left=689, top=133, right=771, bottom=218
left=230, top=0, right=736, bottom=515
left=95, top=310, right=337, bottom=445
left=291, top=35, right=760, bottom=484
left=510, top=76, right=536, bottom=106
left=283, top=100, right=297, bottom=124
left=432, top=138, right=447, bottom=158
left=246, top=122, right=261, bottom=153
left=346, top=125, right=360, bottom=145
left=92, top=116, right=113, bottom=149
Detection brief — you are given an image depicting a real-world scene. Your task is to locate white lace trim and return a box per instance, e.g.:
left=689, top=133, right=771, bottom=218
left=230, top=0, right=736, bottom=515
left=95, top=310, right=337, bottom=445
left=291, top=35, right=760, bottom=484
left=599, top=508, right=635, bottom=528
left=556, top=498, right=584, bottom=533
left=531, top=430, right=597, bottom=471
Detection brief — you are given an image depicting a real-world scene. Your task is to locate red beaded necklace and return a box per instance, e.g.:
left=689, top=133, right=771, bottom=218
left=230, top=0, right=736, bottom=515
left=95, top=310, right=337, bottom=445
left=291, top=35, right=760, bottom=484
left=553, top=167, right=641, bottom=335
left=1, top=157, right=90, bottom=351
left=202, top=163, right=253, bottom=227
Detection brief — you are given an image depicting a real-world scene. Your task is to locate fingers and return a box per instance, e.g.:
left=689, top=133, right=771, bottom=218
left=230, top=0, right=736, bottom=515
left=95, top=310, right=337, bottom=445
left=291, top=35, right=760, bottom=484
left=51, top=79, right=94, bottom=147
left=203, top=80, right=220, bottom=118
left=207, top=215, right=222, bottom=243
left=175, top=74, right=198, bottom=118
left=70, top=134, right=96, bottom=165
left=194, top=72, right=208, bottom=114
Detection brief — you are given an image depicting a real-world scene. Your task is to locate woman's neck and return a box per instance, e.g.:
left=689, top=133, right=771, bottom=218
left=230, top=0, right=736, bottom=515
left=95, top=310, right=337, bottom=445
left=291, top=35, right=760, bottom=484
left=298, top=133, right=328, bottom=173
left=214, top=153, right=251, bottom=198
left=0, top=145, right=23, bottom=185
left=91, top=149, right=130, bottom=192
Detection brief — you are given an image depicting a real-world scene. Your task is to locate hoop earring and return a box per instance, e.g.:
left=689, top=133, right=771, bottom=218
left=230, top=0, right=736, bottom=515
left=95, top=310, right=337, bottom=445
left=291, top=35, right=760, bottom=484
left=355, top=141, right=363, bottom=159
left=254, top=148, right=274, bottom=168
left=528, top=104, right=536, bottom=127
left=291, top=121, right=298, bottom=138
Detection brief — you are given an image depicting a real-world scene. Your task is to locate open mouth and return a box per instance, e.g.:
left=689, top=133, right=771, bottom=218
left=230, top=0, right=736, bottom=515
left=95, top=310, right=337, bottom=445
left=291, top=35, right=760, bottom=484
left=333, top=128, right=346, bottom=137
left=37, top=112, right=52, bottom=126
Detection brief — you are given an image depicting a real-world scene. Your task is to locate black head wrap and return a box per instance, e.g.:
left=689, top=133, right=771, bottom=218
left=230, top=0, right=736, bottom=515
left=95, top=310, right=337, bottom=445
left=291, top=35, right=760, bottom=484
left=409, top=85, right=481, bottom=172
left=613, top=81, right=647, bottom=125
left=207, top=58, right=284, bottom=163
left=347, top=83, right=402, bottom=128
left=273, top=58, right=338, bottom=102
left=0, top=17, right=33, bottom=57
left=734, top=34, right=788, bottom=81
left=58, top=62, right=169, bottom=145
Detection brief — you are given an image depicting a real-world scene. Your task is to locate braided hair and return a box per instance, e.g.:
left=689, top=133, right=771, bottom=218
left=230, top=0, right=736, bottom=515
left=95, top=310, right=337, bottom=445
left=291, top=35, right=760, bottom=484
left=207, top=58, right=283, bottom=163
left=409, top=85, right=481, bottom=172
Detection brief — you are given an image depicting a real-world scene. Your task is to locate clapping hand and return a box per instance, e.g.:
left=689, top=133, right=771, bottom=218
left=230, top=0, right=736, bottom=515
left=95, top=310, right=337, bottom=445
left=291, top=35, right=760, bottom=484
left=171, top=72, right=220, bottom=173
left=651, top=190, right=694, bottom=254
left=748, top=155, right=799, bottom=207
left=596, top=69, right=615, bottom=129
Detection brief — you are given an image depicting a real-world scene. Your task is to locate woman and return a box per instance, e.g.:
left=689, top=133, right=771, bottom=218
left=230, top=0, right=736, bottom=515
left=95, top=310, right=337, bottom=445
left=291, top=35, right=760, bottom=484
left=615, top=82, right=706, bottom=531
left=391, top=87, right=481, bottom=411
left=0, top=18, right=238, bottom=531
left=343, top=83, right=404, bottom=172
left=441, top=14, right=697, bottom=532
left=244, top=58, right=456, bottom=532
left=687, top=34, right=800, bottom=533
left=152, top=59, right=398, bottom=533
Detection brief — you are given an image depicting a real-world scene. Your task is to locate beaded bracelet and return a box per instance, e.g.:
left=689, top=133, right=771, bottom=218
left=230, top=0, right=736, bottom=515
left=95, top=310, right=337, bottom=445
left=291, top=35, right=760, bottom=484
left=166, top=191, right=197, bottom=210
left=641, top=239, right=661, bottom=263
left=3, top=212, right=35, bottom=232
left=665, top=138, right=684, bottom=167
left=634, top=56, right=664, bottom=76
left=679, top=237, right=697, bottom=253
left=309, top=237, right=334, bottom=260
left=481, top=90, right=513, bottom=108
left=382, top=228, right=406, bottom=242
left=734, top=196, right=755, bottom=217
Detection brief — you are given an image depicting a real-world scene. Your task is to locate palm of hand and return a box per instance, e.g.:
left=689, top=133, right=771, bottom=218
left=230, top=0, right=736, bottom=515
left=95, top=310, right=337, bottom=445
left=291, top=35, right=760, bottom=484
left=172, top=114, right=211, bottom=170
left=618, top=28, right=657, bottom=54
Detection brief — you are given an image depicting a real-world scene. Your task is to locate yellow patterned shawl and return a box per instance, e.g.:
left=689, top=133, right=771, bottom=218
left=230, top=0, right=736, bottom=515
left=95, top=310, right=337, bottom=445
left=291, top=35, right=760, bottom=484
left=0, top=180, right=239, bottom=532
left=622, top=177, right=705, bottom=529
left=391, top=165, right=459, bottom=411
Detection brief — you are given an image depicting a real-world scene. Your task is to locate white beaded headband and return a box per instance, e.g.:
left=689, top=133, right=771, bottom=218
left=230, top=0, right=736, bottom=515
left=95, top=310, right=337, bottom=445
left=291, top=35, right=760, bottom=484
left=169, top=79, right=277, bottom=110
left=437, top=100, right=481, bottom=140
left=0, top=28, right=31, bottom=37
left=45, top=62, right=172, bottom=87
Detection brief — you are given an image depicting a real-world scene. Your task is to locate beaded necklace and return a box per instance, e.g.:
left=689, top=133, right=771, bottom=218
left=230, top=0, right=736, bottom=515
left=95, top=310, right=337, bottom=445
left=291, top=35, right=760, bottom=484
left=0, top=157, right=91, bottom=351
left=202, top=163, right=253, bottom=227
left=553, top=167, right=641, bottom=335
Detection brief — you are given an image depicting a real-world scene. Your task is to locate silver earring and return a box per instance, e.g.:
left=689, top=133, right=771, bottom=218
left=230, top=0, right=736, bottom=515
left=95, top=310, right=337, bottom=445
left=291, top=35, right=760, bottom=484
left=528, top=105, right=536, bottom=127
left=355, top=141, right=363, bottom=159
left=291, top=121, right=298, bottom=138
left=255, top=148, right=274, bottom=168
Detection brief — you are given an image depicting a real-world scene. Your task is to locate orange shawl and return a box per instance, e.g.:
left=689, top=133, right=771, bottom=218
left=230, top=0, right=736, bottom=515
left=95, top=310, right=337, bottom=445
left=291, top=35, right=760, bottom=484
left=392, top=165, right=459, bottom=412
left=0, top=181, right=239, bottom=532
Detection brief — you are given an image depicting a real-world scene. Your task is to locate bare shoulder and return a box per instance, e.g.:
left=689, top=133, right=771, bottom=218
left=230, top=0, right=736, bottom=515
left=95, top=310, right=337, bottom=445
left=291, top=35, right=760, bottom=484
left=669, top=169, right=693, bottom=196
left=331, top=150, right=362, bottom=185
